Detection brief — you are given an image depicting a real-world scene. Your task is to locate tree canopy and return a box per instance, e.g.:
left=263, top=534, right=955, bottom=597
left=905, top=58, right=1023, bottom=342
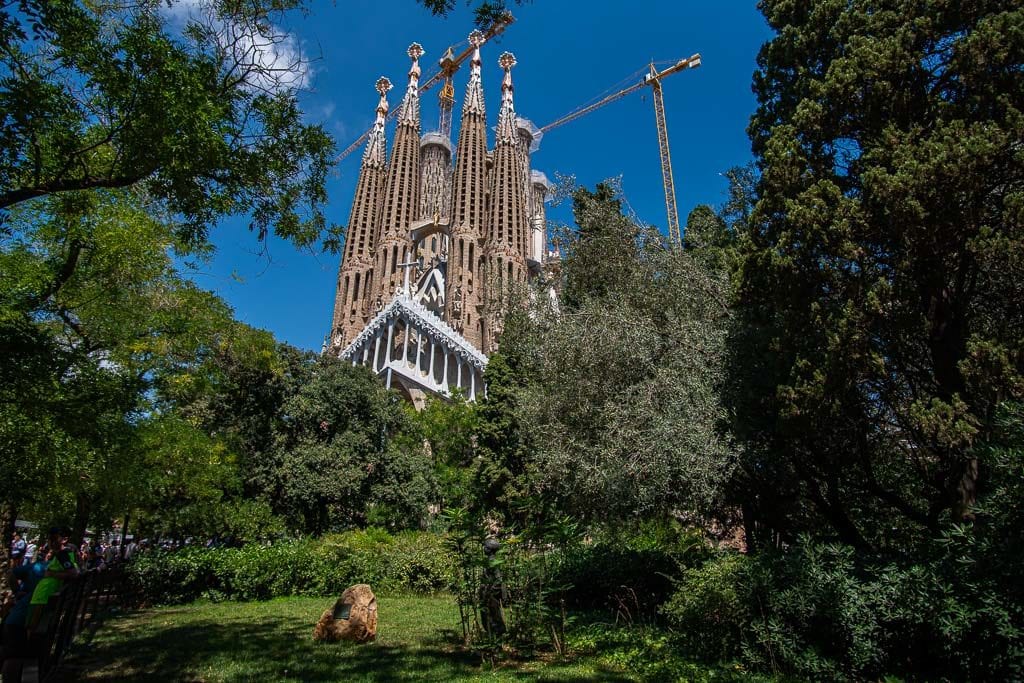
left=730, top=0, right=1024, bottom=551
left=0, top=0, right=335, bottom=248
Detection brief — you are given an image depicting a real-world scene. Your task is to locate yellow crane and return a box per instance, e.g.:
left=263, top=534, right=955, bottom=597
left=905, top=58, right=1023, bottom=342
left=335, top=13, right=514, bottom=164
left=539, top=54, right=702, bottom=246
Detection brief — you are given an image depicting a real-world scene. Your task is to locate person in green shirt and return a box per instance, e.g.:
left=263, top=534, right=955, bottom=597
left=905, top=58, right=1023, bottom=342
left=25, top=527, right=79, bottom=632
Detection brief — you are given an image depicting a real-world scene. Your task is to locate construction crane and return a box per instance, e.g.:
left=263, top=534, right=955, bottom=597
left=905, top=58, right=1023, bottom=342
left=335, top=13, right=514, bottom=164
left=539, top=54, right=702, bottom=246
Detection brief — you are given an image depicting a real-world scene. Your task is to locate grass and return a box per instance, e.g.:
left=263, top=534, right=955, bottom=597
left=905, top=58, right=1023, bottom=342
left=55, top=594, right=768, bottom=682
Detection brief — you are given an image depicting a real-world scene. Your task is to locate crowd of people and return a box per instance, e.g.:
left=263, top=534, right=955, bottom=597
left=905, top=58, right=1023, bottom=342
left=1, top=527, right=84, bottom=670
left=1, top=527, right=140, bottom=664
left=7, top=530, right=136, bottom=574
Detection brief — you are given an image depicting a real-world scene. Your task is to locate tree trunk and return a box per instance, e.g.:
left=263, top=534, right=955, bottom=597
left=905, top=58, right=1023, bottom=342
left=72, top=493, right=91, bottom=547
left=953, top=457, right=979, bottom=522
left=741, top=502, right=757, bottom=554
left=120, top=513, right=130, bottom=560
left=0, top=501, right=17, bottom=592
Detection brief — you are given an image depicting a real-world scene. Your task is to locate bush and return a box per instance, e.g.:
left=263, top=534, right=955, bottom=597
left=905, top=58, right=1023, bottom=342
left=664, top=404, right=1024, bottom=681
left=126, top=529, right=456, bottom=605
left=661, top=551, right=747, bottom=661
left=569, top=623, right=765, bottom=683
left=550, top=521, right=707, bottom=618
left=663, top=540, right=1024, bottom=681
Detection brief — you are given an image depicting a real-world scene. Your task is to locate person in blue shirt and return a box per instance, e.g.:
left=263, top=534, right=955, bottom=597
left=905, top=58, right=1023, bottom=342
left=1, top=556, right=49, bottom=659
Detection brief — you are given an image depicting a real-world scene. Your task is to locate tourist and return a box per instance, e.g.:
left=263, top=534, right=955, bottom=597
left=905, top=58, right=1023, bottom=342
left=25, top=527, right=79, bottom=632
left=1, top=552, right=50, bottom=674
left=9, top=533, right=26, bottom=568
left=86, top=545, right=106, bottom=571
left=23, top=538, right=37, bottom=565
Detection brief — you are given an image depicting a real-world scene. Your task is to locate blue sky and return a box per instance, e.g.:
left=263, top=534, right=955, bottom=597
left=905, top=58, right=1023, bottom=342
left=187, top=1, right=773, bottom=352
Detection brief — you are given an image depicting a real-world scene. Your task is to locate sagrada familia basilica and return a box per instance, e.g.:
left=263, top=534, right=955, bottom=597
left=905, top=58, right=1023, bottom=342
left=326, top=31, right=556, bottom=407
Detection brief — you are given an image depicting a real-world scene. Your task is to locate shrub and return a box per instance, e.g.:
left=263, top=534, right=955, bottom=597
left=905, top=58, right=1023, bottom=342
left=664, top=404, right=1024, bottom=681
left=663, top=540, right=1024, bottom=681
left=661, top=551, right=748, bottom=661
left=550, top=522, right=707, bottom=618
left=125, top=529, right=456, bottom=605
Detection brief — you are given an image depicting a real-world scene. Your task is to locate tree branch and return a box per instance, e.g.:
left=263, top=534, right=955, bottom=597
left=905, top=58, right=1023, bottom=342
left=0, top=173, right=146, bottom=211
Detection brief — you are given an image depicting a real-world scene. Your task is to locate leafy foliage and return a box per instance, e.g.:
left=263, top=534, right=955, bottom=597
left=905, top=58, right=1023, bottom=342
left=412, top=395, right=479, bottom=510
left=665, top=404, right=1024, bottom=681
left=415, top=0, right=522, bottom=29
left=167, top=346, right=435, bottom=536
left=125, top=528, right=456, bottom=605
left=731, top=0, right=1024, bottom=550
left=0, top=0, right=336, bottom=248
left=0, top=191, right=237, bottom=537
left=503, top=182, right=738, bottom=521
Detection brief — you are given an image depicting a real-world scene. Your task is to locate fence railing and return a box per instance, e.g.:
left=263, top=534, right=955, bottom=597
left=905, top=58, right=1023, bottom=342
left=1, top=566, right=127, bottom=683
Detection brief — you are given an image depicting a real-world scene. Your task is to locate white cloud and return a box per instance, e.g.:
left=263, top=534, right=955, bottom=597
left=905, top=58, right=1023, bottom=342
left=160, top=0, right=310, bottom=92
left=160, top=0, right=204, bottom=25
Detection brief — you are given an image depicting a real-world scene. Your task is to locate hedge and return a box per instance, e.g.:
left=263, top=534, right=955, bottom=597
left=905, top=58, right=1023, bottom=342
left=125, top=528, right=456, bottom=605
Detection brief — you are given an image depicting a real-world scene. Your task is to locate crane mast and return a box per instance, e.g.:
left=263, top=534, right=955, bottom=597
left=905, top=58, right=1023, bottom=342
left=335, top=13, right=514, bottom=164
left=437, top=47, right=458, bottom=138
left=648, top=64, right=680, bottom=246
left=540, top=53, right=701, bottom=246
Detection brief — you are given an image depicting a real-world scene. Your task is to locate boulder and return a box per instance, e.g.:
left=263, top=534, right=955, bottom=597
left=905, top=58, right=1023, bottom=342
left=312, top=584, right=377, bottom=643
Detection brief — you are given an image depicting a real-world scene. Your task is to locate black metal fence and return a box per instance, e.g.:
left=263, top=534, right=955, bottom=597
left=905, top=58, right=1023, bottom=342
left=1, top=567, right=127, bottom=682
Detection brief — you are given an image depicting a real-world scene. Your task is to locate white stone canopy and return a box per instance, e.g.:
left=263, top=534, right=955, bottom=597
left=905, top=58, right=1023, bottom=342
left=339, top=291, right=487, bottom=404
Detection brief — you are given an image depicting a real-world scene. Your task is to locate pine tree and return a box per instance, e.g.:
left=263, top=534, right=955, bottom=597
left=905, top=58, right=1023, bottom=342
left=733, top=0, right=1024, bottom=550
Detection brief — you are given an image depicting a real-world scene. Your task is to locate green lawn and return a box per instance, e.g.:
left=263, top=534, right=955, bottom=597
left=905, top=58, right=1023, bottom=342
left=55, top=594, right=764, bottom=682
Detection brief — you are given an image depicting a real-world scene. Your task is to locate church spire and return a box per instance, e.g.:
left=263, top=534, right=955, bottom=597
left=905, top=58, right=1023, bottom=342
left=463, top=29, right=486, bottom=116
left=330, top=77, right=392, bottom=351
left=363, top=76, right=392, bottom=167
left=397, top=42, right=424, bottom=127
left=495, top=51, right=518, bottom=144
left=484, top=51, right=530, bottom=352
left=372, top=43, right=424, bottom=305
left=445, top=30, right=489, bottom=350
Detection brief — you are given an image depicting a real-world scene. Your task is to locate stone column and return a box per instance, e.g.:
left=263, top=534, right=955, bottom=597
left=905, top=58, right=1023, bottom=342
left=385, top=319, right=395, bottom=365
left=373, top=329, right=383, bottom=371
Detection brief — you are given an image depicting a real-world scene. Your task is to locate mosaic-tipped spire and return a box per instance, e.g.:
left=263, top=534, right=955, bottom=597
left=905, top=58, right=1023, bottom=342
left=462, top=30, right=486, bottom=116
left=496, top=52, right=518, bottom=144
left=363, top=76, right=392, bottom=167
left=398, top=42, right=424, bottom=127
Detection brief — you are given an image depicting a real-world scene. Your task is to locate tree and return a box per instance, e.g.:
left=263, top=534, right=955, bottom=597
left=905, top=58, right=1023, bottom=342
left=559, top=182, right=644, bottom=311
left=0, top=190, right=241, bottom=543
left=731, top=1, right=1024, bottom=550
left=254, top=354, right=431, bottom=534
left=0, top=0, right=335, bottom=248
left=413, top=394, right=480, bottom=510
left=472, top=352, right=530, bottom=518
left=416, top=0, right=523, bottom=27
left=504, top=183, right=737, bottom=523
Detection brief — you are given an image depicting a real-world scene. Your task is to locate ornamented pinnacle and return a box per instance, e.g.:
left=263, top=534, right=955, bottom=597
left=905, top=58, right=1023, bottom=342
left=463, top=31, right=486, bottom=116
left=496, top=52, right=518, bottom=144
left=364, top=76, right=392, bottom=167
left=398, top=43, right=424, bottom=127
left=374, top=76, right=392, bottom=119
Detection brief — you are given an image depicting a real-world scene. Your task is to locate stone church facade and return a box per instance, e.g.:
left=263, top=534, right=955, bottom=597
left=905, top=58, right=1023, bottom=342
left=327, top=32, right=555, bottom=407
